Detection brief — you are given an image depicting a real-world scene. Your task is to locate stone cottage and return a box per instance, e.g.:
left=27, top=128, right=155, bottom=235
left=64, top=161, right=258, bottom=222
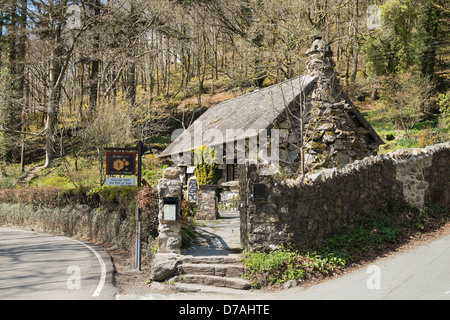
left=154, top=39, right=450, bottom=254
left=159, top=37, right=383, bottom=187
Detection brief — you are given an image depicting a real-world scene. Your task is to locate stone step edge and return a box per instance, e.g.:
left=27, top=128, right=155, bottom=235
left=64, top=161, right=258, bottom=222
left=178, top=263, right=244, bottom=278
left=179, top=255, right=243, bottom=265
left=174, top=282, right=253, bottom=295
left=179, top=274, right=252, bottom=290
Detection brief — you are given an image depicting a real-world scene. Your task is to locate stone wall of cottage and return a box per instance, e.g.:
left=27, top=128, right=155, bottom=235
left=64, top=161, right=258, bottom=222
left=239, top=142, right=450, bottom=252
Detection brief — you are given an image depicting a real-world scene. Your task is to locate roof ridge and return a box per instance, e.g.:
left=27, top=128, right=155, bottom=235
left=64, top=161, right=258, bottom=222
left=206, top=75, right=314, bottom=112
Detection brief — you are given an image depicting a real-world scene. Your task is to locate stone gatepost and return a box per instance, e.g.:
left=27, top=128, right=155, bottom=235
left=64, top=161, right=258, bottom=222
left=157, top=167, right=183, bottom=254
left=151, top=167, right=182, bottom=282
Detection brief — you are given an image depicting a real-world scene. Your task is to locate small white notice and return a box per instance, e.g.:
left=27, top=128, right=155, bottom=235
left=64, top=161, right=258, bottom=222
left=163, top=204, right=177, bottom=221
left=105, top=178, right=136, bottom=186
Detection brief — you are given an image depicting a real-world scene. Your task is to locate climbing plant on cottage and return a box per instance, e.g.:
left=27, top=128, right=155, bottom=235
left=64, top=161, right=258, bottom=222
left=193, top=146, right=222, bottom=185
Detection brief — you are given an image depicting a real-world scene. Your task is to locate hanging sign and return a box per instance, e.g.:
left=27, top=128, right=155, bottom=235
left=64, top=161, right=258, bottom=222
left=187, top=178, right=198, bottom=202
left=106, top=152, right=136, bottom=175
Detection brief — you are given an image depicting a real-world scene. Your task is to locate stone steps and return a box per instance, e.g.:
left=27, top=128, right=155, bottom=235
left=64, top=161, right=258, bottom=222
left=175, top=254, right=252, bottom=291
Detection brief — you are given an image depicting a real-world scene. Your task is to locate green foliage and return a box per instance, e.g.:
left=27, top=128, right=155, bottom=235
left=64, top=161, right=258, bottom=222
left=0, top=67, right=23, bottom=162
left=361, top=0, right=445, bottom=78
left=181, top=222, right=196, bottom=249
left=242, top=247, right=305, bottom=287
left=322, top=202, right=449, bottom=262
left=415, top=1, right=443, bottom=78
left=362, top=0, right=418, bottom=76
left=438, top=92, right=450, bottom=126
left=242, top=246, right=347, bottom=288
left=362, top=106, right=448, bottom=153
left=193, top=146, right=222, bottom=185
left=88, top=185, right=139, bottom=214
left=0, top=164, right=28, bottom=189
left=396, top=137, right=419, bottom=149
left=377, top=71, right=434, bottom=138
left=39, top=175, right=71, bottom=188
left=142, top=166, right=166, bottom=187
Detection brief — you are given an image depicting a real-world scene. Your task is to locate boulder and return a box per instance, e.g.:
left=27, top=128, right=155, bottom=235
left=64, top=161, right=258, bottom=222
left=163, top=167, right=181, bottom=179
left=150, top=253, right=179, bottom=281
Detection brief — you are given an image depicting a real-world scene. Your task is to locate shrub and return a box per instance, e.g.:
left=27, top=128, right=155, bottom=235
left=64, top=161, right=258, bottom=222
left=88, top=185, right=139, bottom=213
left=242, top=246, right=346, bottom=288
left=322, top=202, right=449, bottom=262
left=136, top=186, right=159, bottom=238
left=193, top=146, right=222, bottom=185
left=396, top=137, right=419, bottom=149
left=418, top=129, right=438, bottom=148
left=181, top=222, right=196, bottom=249
left=438, top=92, right=450, bottom=126
left=378, top=71, right=434, bottom=138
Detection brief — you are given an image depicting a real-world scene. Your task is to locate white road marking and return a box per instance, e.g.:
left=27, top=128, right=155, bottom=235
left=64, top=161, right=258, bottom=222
left=72, top=239, right=107, bottom=297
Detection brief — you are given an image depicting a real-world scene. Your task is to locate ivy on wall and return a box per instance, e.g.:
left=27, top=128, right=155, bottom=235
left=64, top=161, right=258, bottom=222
left=193, top=146, right=222, bottom=185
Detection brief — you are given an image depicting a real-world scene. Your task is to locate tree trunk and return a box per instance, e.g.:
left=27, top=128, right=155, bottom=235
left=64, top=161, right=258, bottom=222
left=44, top=19, right=63, bottom=169
left=126, top=62, right=137, bottom=106
left=351, top=49, right=358, bottom=84
left=86, top=0, right=101, bottom=118
left=45, top=55, right=62, bottom=168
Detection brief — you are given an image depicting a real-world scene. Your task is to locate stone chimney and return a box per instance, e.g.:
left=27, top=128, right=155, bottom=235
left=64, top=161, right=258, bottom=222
left=305, top=37, right=342, bottom=103
left=301, top=37, right=379, bottom=170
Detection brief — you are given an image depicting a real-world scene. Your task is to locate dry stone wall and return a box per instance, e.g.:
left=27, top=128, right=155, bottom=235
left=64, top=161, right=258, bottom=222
left=240, top=142, right=450, bottom=252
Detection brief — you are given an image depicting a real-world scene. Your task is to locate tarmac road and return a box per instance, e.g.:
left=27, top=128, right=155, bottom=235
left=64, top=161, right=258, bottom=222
left=0, top=228, right=117, bottom=300
left=1, top=222, right=449, bottom=301
left=264, top=226, right=450, bottom=300
left=120, top=214, right=450, bottom=301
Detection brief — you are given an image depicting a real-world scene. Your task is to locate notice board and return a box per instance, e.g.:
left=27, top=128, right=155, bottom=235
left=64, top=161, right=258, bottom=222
left=187, top=178, right=198, bottom=202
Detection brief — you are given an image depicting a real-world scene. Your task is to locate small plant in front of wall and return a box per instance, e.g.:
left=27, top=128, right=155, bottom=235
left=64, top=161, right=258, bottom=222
left=193, top=145, right=222, bottom=185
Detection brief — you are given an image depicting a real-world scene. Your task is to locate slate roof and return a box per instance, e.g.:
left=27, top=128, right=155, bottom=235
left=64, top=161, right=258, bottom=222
left=159, top=75, right=383, bottom=159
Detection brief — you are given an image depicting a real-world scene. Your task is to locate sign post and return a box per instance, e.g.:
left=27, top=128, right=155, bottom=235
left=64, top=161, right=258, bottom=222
left=135, top=141, right=146, bottom=271
left=104, top=140, right=151, bottom=271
